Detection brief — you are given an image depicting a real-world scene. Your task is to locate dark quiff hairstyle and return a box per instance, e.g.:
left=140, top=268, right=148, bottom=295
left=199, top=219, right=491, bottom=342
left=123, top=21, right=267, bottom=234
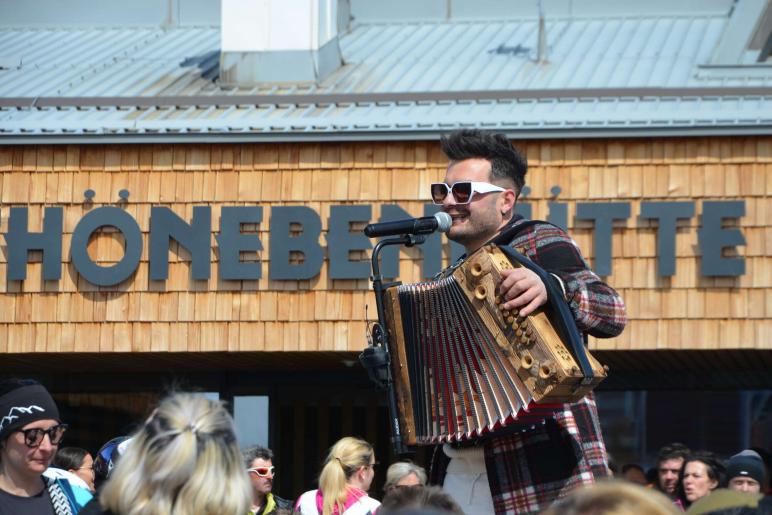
left=440, top=129, right=528, bottom=195
left=53, top=447, right=90, bottom=471
left=657, top=442, right=691, bottom=465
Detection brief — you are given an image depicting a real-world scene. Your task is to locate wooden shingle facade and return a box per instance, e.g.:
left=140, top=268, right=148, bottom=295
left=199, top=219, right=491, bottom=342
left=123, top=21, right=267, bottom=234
left=0, top=136, right=769, bottom=359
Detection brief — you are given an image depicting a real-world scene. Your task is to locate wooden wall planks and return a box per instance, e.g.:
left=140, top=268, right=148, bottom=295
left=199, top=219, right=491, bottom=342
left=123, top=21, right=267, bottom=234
left=0, top=137, right=769, bottom=353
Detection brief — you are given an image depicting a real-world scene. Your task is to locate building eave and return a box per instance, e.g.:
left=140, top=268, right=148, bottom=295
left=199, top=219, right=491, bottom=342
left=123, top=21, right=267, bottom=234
left=2, top=124, right=771, bottom=145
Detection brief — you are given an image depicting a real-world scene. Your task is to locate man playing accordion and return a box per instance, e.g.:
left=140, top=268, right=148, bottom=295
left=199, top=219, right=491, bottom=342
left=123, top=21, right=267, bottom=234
left=432, top=129, right=627, bottom=515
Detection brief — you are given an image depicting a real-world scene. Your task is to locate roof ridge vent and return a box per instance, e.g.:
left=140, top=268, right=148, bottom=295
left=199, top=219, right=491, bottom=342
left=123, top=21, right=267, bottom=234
left=220, top=0, right=343, bottom=86
left=536, top=0, right=548, bottom=63
left=710, top=0, right=769, bottom=65
left=751, top=0, right=772, bottom=61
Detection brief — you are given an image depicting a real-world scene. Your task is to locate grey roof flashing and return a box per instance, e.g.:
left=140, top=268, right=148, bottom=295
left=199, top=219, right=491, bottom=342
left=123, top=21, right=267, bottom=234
left=3, top=124, right=772, bottom=146
left=2, top=87, right=772, bottom=109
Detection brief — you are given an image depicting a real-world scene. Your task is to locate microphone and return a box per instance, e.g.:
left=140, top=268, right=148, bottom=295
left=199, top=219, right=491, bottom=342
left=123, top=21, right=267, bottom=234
left=364, top=212, right=452, bottom=238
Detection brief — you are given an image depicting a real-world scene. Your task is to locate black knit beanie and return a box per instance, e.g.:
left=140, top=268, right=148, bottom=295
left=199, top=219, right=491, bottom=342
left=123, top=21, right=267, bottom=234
left=0, top=380, right=60, bottom=442
left=726, top=450, right=765, bottom=486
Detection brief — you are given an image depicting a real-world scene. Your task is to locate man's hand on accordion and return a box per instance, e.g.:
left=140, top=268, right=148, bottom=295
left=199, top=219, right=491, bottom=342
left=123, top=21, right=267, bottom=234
left=498, top=267, right=548, bottom=317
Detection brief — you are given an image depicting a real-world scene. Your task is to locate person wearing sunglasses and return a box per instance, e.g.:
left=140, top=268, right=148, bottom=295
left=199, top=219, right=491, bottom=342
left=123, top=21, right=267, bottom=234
left=0, top=378, right=93, bottom=514
left=243, top=445, right=291, bottom=515
left=433, top=130, right=627, bottom=515
left=383, top=461, right=426, bottom=493
left=51, top=447, right=96, bottom=492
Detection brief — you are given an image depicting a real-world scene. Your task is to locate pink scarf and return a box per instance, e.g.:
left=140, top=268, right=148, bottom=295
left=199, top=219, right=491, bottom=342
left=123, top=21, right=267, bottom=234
left=314, top=487, right=370, bottom=515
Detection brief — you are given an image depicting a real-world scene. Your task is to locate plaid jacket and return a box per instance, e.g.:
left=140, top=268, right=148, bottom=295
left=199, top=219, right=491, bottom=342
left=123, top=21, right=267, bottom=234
left=448, top=216, right=627, bottom=514
left=495, top=215, right=627, bottom=339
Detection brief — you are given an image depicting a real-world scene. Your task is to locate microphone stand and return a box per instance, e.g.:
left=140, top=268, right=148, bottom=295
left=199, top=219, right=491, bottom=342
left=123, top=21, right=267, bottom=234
left=359, top=233, right=425, bottom=456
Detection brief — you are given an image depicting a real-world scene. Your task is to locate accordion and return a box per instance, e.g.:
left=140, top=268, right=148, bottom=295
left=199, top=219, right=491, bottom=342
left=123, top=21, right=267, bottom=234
left=382, top=244, right=607, bottom=445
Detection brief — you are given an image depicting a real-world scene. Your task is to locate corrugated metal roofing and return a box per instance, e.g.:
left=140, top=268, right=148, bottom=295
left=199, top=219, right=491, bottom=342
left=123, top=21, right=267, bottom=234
left=1, top=13, right=771, bottom=140
left=0, top=27, right=220, bottom=98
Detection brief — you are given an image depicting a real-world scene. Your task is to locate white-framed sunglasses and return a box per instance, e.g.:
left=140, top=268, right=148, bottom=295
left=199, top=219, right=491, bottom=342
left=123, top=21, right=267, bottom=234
left=247, top=466, right=275, bottom=477
left=430, top=181, right=506, bottom=204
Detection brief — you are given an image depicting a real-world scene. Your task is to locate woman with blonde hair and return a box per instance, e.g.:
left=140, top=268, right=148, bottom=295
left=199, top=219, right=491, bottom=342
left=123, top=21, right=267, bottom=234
left=295, top=436, right=380, bottom=515
left=80, top=393, right=251, bottom=515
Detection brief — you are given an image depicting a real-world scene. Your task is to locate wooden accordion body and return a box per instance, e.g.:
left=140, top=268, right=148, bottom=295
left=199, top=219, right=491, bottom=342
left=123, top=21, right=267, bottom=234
left=382, top=244, right=607, bottom=445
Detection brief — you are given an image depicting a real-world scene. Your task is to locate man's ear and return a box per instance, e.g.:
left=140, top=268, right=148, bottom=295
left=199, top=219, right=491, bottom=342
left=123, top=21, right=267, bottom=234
left=501, top=188, right=517, bottom=215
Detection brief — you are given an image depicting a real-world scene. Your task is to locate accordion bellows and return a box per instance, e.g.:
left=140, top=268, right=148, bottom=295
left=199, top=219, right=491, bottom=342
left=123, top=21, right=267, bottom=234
left=382, top=244, right=607, bottom=445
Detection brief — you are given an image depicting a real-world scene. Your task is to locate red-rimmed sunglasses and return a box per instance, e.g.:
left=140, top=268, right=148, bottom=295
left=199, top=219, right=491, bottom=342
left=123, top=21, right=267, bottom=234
left=247, top=466, right=275, bottom=477
left=430, top=181, right=506, bottom=204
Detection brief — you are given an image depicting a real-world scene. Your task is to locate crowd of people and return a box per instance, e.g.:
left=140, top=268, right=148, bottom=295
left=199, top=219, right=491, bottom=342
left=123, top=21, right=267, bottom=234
left=0, top=377, right=459, bottom=515
left=606, top=443, right=772, bottom=514
left=1, top=377, right=770, bottom=515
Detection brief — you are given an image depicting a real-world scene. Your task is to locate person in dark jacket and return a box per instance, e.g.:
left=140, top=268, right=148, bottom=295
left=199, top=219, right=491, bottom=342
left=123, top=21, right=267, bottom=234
left=243, top=445, right=292, bottom=515
left=0, top=378, right=92, bottom=514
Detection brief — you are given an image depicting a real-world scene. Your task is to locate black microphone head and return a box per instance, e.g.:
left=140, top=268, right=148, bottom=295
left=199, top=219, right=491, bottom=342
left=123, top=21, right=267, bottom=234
left=363, top=212, right=452, bottom=238
left=363, top=223, right=379, bottom=238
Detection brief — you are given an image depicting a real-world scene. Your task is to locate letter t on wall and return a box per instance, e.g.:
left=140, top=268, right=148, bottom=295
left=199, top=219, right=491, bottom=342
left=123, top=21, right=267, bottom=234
left=640, top=202, right=695, bottom=276
left=575, top=202, right=631, bottom=276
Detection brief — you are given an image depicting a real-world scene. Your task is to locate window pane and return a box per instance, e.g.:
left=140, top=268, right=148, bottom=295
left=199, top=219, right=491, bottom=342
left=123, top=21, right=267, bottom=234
left=234, top=396, right=269, bottom=449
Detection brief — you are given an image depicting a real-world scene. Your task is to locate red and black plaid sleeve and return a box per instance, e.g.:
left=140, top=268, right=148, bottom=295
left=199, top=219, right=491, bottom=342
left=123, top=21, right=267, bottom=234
left=508, top=221, right=627, bottom=338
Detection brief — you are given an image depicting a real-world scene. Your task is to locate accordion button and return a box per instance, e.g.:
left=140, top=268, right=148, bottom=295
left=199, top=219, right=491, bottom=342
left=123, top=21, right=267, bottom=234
left=539, top=361, right=556, bottom=379
left=506, top=316, right=515, bottom=324
left=495, top=296, right=502, bottom=305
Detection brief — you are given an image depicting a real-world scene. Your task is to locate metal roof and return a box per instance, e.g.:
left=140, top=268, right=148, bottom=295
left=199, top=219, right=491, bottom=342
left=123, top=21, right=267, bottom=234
left=1, top=13, right=771, bottom=141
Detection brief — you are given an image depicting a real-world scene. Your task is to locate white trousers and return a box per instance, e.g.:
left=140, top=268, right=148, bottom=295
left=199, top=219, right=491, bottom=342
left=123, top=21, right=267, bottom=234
left=442, top=444, right=495, bottom=515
